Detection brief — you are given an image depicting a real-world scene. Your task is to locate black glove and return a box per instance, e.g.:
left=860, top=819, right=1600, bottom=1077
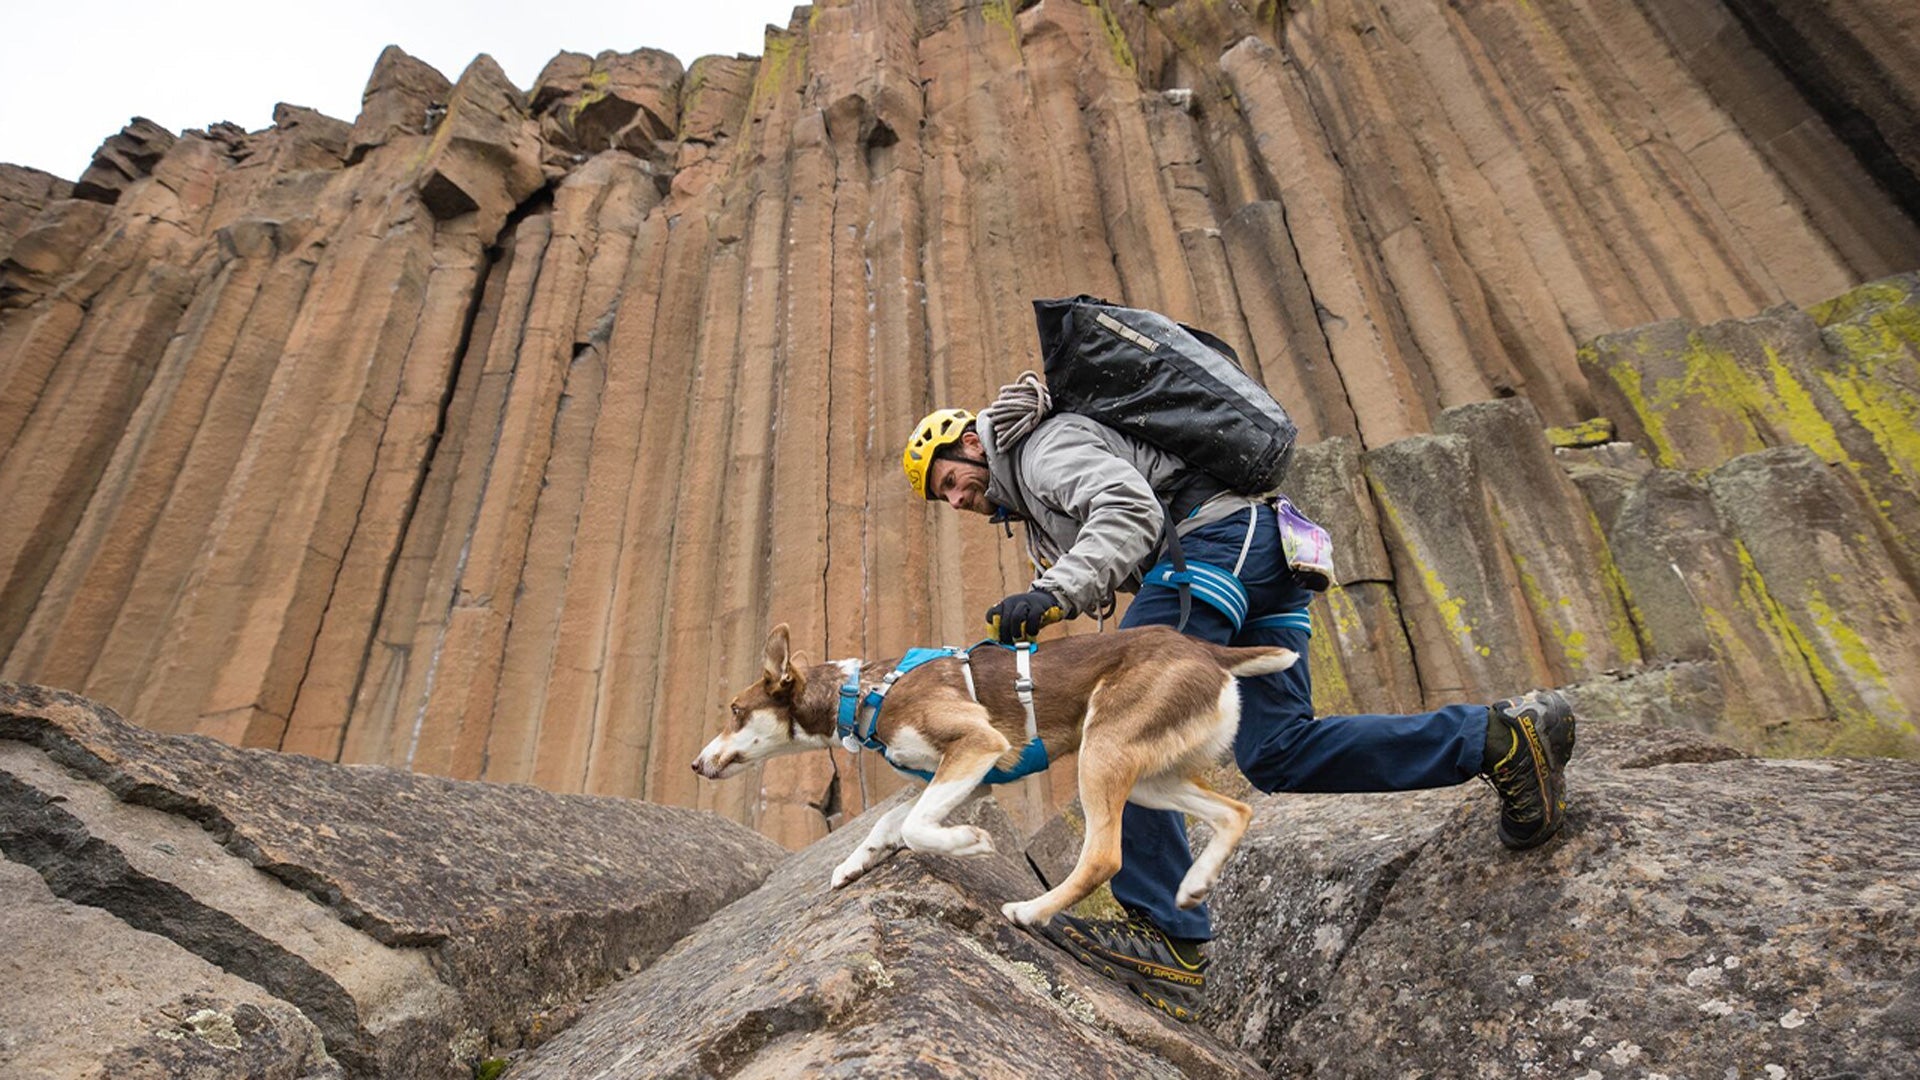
left=986, top=589, right=1065, bottom=643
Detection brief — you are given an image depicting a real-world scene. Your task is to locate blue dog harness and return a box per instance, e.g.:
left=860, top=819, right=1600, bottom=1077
left=835, top=641, right=1051, bottom=785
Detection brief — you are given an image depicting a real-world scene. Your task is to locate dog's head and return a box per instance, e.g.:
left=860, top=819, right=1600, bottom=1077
left=691, top=623, right=812, bottom=780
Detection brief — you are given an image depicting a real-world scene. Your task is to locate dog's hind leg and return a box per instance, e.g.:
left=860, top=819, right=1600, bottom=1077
left=1002, top=739, right=1138, bottom=928
left=900, top=725, right=1006, bottom=858
left=1128, top=773, right=1252, bottom=909
left=830, top=798, right=916, bottom=889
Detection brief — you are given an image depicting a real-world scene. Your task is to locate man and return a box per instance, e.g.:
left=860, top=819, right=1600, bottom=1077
left=901, top=376, right=1576, bottom=1021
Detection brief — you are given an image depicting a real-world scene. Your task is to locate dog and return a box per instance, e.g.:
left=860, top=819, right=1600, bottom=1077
left=692, top=623, right=1296, bottom=928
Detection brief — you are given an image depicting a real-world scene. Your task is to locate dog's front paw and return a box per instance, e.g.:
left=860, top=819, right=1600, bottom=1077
left=1002, top=899, right=1051, bottom=927
left=1175, top=880, right=1214, bottom=909
left=948, top=825, right=996, bottom=857
left=830, top=855, right=867, bottom=890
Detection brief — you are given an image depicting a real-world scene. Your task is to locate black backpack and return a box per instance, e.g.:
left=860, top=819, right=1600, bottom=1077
left=1033, top=296, right=1298, bottom=493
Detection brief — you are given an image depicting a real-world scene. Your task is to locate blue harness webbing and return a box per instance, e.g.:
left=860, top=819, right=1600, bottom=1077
left=1142, top=559, right=1250, bottom=631
left=835, top=641, right=1052, bottom=785
left=1144, top=499, right=1329, bottom=634
left=1246, top=608, right=1312, bottom=636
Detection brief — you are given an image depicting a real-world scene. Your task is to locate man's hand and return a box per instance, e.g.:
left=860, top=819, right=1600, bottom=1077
left=986, top=589, right=1064, bottom=643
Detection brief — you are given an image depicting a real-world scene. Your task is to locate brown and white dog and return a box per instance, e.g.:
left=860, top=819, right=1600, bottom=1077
left=691, top=624, right=1296, bottom=928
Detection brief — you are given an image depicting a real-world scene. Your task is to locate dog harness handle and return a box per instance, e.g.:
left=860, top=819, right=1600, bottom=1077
left=1014, top=642, right=1038, bottom=743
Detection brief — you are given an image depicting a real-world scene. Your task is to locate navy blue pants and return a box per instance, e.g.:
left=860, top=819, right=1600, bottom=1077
left=1109, top=503, right=1489, bottom=941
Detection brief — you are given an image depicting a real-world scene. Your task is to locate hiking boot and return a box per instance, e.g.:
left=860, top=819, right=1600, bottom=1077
left=1481, top=689, right=1577, bottom=850
left=1037, top=908, right=1207, bottom=1021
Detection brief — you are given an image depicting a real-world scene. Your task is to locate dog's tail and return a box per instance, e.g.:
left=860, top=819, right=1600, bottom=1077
left=1205, top=643, right=1299, bottom=678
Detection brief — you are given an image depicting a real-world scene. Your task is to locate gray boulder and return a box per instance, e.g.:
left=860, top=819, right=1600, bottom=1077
left=513, top=790, right=1267, bottom=1079
left=1, top=857, right=339, bottom=1079
left=1207, top=720, right=1920, bottom=1077
left=0, top=682, right=784, bottom=1077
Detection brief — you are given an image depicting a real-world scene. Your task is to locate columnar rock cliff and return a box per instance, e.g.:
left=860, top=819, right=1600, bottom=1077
left=2, top=0, right=1917, bottom=848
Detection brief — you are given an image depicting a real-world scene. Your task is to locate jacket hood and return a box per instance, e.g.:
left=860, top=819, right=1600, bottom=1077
left=976, top=414, right=1027, bottom=518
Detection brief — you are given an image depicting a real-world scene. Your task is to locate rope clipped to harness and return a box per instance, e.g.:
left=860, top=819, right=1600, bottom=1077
left=834, top=642, right=1050, bottom=785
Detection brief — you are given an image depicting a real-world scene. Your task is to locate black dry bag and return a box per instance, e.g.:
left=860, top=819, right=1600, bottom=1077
left=1033, top=295, right=1298, bottom=493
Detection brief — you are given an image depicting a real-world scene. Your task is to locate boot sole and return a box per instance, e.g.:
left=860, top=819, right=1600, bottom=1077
left=1034, top=923, right=1203, bottom=1020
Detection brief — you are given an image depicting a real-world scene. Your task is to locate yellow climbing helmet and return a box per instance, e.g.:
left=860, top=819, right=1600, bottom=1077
left=902, top=408, right=976, bottom=500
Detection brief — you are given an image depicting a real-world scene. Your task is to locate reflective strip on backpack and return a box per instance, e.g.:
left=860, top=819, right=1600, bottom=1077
left=1142, top=559, right=1249, bottom=631
left=1093, top=310, right=1160, bottom=352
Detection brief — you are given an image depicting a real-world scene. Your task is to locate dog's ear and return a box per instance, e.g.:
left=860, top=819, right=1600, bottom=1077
left=763, top=624, right=793, bottom=691
left=785, top=650, right=809, bottom=698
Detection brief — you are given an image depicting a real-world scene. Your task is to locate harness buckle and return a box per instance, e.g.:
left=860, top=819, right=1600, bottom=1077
left=836, top=666, right=868, bottom=753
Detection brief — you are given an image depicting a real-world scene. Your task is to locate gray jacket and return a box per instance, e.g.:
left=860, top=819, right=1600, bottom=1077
left=978, top=412, right=1257, bottom=617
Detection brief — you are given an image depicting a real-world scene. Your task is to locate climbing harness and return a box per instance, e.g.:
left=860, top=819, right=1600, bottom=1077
left=835, top=641, right=1051, bottom=785
left=1245, top=608, right=1313, bottom=637
left=1142, top=497, right=1333, bottom=632
left=1142, top=502, right=1261, bottom=633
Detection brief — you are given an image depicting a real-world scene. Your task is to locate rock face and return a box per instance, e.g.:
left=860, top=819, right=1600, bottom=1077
left=0, top=166, right=72, bottom=263
left=347, top=46, right=453, bottom=165
left=0, top=0, right=1918, bottom=851
left=0, top=682, right=784, bottom=1077
left=413, top=55, right=545, bottom=243
left=1435, top=398, right=1641, bottom=684
left=69, top=118, right=176, bottom=204
left=531, top=48, right=683, bottom=167
left=1204, top=721, right=1920, bottom=1078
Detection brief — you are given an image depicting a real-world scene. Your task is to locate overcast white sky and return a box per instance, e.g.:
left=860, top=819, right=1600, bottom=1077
left=0, top=0, right=803, bottom=181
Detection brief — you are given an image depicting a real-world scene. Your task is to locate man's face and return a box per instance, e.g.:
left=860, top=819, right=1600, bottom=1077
left=928, top=431, right=993, bottom=515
